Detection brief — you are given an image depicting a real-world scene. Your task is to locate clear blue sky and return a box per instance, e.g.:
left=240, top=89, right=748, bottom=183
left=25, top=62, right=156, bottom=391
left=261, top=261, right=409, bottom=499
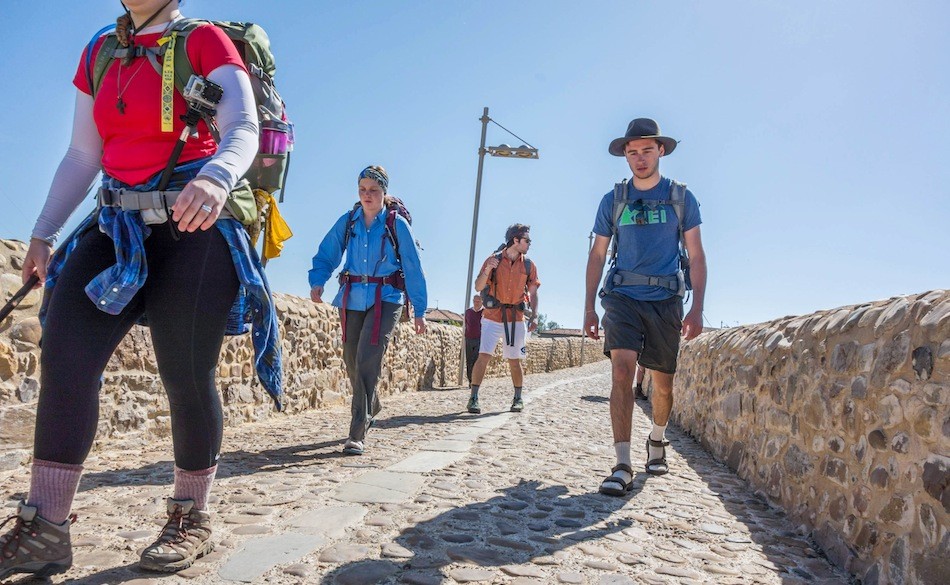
left=2, top=1, right=947, bottom=328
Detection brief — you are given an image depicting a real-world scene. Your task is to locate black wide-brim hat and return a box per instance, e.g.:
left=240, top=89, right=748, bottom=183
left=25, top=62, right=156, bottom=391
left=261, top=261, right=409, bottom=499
left=608, top=118, right=678, bottom=157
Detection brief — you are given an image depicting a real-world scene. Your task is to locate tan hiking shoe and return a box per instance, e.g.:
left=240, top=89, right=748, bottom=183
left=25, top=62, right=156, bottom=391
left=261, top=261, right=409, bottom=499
left=0, top=501, right=74, bottom=580
left=139, top=498, right=214, bottom=572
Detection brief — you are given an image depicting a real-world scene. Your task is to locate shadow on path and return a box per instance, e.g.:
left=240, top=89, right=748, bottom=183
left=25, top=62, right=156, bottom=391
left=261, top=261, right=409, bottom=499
left=74, top=411, right=478, bottom=492
left=318, top=478, right=645, bottom=584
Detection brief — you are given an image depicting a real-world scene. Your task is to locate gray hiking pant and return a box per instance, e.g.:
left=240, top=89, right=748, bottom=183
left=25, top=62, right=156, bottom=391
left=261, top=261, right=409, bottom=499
left=342, top=301, right=403, bottom=441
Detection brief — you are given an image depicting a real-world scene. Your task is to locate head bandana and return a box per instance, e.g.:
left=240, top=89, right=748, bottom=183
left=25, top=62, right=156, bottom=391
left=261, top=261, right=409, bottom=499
left=358, top=166, right=388, bottom=193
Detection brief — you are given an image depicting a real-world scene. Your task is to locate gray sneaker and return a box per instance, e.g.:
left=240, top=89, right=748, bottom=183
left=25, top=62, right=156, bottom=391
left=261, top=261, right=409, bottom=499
left=140, top=498, right=214, bottom=573
left=466, top=396, right=481, bottom=414
left=0, top=501, right=74, bottom=580
left=510, top=398, right=524, bottom=412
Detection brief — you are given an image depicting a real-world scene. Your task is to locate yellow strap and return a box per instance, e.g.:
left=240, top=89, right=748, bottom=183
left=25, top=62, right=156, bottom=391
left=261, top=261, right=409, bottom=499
left=262, top=192, right=294, bottom=260
left=158, top=33, right=177, bottom=132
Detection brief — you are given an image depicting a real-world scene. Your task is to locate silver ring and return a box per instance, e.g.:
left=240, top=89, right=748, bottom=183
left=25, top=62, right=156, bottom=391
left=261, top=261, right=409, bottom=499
left=200, top=204, right=213, bottom=213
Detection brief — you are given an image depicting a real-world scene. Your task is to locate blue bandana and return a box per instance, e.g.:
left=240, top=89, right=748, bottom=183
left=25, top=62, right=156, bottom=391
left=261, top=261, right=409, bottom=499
left=359, top=166, right=389, bottom=193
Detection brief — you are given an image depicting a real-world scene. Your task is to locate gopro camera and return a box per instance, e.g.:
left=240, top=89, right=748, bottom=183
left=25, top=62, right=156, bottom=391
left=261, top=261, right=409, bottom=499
left=182, top=75, right=223, bottom=117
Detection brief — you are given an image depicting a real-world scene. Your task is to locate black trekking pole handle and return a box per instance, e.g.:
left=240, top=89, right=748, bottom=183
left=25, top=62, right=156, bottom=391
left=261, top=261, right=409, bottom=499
left=0, top=275, right=40, bottom=323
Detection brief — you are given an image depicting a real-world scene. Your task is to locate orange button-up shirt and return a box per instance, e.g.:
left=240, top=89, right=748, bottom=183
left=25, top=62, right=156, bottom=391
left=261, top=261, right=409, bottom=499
left=480, top=254, right=540, bottom=323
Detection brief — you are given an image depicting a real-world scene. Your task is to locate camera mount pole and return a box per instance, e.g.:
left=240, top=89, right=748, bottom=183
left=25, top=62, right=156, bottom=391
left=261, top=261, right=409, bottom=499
left=156, top=76, right=221, bottom=239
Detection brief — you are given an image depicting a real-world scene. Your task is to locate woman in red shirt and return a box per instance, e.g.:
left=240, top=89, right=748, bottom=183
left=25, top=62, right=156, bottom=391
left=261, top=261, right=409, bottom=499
left=1, top=0, right=269, bottom=578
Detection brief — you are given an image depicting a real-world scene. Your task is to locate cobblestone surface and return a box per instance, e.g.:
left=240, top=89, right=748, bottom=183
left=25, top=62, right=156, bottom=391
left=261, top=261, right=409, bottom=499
left=0, top=362, right=852, bottom=584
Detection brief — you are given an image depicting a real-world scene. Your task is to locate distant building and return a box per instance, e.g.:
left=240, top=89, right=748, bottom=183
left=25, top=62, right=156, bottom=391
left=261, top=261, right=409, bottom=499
left=425, top=308, right=463, bottom=326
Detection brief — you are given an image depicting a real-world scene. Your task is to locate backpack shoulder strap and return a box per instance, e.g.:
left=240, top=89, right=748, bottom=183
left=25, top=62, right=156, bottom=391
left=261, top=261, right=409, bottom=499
left=168, top=18, right=204, bottom=91
left=523, top=256, right=533, bottom=290
left=608, top=179, right=628, bottom=263
left=341, top=203, right=360, bottom=253
left=384, top=206, right=402, bottom=264
left=669, top=180, right=687, bottom=245
left=89, top=33, right=120, bottom=98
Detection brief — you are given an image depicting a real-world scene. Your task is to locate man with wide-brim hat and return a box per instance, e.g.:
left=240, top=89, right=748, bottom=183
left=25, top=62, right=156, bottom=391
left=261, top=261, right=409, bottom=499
left=583, top=117, right=707, bottom=495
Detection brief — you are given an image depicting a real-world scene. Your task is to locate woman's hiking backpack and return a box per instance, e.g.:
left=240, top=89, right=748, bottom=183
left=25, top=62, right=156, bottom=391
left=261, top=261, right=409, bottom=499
left=85, top=18, right=294, bottom=258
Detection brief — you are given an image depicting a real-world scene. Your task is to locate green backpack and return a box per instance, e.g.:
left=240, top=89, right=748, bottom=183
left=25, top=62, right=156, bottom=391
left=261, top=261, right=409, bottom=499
left=86, top=19, right=293, bottom=225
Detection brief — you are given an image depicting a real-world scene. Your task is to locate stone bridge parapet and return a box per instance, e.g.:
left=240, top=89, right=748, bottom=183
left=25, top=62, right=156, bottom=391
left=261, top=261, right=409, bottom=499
left=672, top=289, right=948, bottom=584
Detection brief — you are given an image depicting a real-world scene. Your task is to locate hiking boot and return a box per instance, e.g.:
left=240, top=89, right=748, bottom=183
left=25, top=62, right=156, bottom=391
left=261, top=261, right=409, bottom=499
left=140, top=498, right=214, bottom=573
left=0, top=501, right=74, bottom=581
left=466, top=397, right=481, bottom=414
left=510, top=398, right=524, bottom=412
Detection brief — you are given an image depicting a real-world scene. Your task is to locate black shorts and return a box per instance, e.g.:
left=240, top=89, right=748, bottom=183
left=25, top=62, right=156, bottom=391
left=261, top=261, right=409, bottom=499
left=601, top=292, right=684, bottom=374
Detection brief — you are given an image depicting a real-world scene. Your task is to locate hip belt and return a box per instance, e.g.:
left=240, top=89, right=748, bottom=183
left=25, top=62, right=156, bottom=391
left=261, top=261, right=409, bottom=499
left=338, top=272, right=405, bottom=346
left=604, top=270, right=685, bottom=297
left=97, top=188, right=235, bottom=219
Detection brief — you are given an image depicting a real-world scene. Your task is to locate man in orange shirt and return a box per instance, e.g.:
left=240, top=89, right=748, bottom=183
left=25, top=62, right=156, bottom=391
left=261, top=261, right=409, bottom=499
left=467, top=224, right=540, bottom=414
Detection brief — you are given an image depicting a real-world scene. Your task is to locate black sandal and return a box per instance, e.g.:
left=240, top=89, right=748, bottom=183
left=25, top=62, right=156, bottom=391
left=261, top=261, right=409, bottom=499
left=645, top=438, right=670, bottom=475
left=599, top=463, right=634, bottom=496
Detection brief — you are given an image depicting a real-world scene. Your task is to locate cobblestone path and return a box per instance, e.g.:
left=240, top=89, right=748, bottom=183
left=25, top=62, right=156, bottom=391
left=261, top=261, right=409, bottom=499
left=0, top=361, right=852, bottom=584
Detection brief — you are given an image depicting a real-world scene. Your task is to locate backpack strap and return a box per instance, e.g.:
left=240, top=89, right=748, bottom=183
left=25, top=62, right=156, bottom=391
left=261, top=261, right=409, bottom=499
left=383, top=206, right=402, bottom=266
left=669, top=180, right=687, bottom=251
left=608, top=179, right=630, bottom=264
left=341, top=203, right=361, bottom=253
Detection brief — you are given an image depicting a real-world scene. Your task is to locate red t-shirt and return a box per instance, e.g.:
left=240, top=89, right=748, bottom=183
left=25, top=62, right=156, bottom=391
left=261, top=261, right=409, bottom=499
left=73, top=24, right=246, bottom=186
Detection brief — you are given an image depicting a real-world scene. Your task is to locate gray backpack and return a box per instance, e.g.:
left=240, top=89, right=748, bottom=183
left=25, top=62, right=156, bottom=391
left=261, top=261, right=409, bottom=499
left=601, top=179, right=691, bottom=298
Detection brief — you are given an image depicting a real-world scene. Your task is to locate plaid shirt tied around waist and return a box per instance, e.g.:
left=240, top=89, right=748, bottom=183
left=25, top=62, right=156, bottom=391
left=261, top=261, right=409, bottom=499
left=40, top=158, right=284, bottom=409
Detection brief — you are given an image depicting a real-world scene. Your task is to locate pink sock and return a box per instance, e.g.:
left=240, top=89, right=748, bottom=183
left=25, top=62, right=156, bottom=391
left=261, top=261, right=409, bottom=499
left=173, top=465, right=217, bottom=510
left=27, top=459, right=83, bottom=525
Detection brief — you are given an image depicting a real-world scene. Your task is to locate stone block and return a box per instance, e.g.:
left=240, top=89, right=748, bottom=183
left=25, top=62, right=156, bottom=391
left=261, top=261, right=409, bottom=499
left=831, top=341, right=858, bottom=372
left=870, top=332, right=910, bottom=387
left=912, top=346, right=934, bottom=380
left=784, top=444, right=813, bottom=478
left=921, top=457, right=949, bottom=513
left=823, top=457, right=848, bottom=485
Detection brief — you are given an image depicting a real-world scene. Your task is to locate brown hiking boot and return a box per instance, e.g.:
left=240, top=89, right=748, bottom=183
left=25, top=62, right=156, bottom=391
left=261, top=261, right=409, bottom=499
left=139, top=498, right=214, bottom=573
left=0, top=501, right=74, bottom=580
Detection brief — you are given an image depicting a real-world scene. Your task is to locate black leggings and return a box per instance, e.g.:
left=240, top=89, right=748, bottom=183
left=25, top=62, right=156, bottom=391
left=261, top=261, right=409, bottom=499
left=34, top=224, right=239, bottom=470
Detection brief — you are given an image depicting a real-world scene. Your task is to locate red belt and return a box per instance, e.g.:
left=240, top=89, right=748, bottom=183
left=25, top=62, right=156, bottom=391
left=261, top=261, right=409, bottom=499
left=339, top=272, right=405, bottom=345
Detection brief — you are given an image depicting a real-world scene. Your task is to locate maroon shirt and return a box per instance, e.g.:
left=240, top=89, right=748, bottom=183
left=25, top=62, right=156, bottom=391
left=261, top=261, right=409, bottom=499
left=464, top=308, right=482, bottom=339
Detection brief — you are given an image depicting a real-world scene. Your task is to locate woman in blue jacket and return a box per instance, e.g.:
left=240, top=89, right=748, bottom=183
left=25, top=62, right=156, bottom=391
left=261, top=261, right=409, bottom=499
left=308, top=166, right=428, bottom=455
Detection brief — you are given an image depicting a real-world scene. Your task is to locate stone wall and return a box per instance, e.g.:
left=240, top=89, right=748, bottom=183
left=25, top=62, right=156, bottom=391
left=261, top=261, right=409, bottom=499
left=671, top=290, right=948, bottom=585
left=0, top=239, right=605, bottom=468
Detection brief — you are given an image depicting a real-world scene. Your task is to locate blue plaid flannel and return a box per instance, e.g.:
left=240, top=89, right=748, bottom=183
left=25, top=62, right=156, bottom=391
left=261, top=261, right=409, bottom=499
left=41, top=159, right=283, bottom=409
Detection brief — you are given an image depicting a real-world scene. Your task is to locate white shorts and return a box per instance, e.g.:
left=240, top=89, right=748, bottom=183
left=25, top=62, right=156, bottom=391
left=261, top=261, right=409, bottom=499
left=479, top=319, right=527, bottom=360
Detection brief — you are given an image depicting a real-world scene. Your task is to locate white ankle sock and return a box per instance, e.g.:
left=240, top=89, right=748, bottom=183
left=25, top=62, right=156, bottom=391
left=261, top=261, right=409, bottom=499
left=611, top=442, right=632, bottom=483
left=649, top=424, right=668, bottom=461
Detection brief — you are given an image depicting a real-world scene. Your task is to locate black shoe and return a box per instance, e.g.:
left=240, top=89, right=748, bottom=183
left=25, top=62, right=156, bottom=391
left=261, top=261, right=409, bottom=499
left=634, top=385, right=648, bottom=401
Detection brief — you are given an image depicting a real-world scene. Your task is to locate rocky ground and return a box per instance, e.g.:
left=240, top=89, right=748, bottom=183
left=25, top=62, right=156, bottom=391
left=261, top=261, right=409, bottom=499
left=0, top=361, right=852, bottom=584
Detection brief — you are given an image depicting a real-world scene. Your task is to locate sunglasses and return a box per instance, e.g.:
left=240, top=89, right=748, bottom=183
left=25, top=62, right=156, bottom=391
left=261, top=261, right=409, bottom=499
left=519, top=237, right=532, bottom=244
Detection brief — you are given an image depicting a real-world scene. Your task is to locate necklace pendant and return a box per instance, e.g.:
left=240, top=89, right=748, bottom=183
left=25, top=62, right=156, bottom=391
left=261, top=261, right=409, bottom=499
left=117, top=97, right=126, bottom=114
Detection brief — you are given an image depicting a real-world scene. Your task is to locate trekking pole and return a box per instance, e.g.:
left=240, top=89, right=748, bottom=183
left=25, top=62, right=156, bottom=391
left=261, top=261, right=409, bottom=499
left=157, top=75, right=223, bottom=239
left=0, top=275, right=39, bottom=323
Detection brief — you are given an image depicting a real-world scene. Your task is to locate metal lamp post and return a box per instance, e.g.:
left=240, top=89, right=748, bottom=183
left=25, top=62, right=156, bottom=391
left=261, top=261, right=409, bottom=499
left=458, top=107, right=539, bottom=386
left=580, top=231, right=595, bottom=366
